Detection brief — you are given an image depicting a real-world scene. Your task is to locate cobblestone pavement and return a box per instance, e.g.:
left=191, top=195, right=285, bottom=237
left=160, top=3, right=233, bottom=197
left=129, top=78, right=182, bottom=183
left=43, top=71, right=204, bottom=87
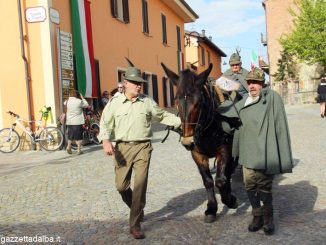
left=0, top=104, right=325, bottom=245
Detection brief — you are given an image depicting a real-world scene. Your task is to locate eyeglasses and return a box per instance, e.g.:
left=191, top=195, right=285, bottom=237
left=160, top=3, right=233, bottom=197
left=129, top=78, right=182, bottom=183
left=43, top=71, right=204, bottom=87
left=118, top=86, right=123, bottom=89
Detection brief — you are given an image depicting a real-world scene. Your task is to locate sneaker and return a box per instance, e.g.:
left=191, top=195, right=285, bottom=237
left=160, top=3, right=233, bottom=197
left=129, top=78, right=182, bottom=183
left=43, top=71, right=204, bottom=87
left=66, top=148, right=72, bottom=154
left=77, top=150, right=83, bottom=155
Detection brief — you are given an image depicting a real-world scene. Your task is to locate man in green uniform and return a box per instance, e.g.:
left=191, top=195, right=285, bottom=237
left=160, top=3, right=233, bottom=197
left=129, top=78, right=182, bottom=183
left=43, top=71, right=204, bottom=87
left=98, top=66, right=181, bottom=239
left=232, top=67, right=293, bottom=235
left=223, top=52, right=249, bottom=100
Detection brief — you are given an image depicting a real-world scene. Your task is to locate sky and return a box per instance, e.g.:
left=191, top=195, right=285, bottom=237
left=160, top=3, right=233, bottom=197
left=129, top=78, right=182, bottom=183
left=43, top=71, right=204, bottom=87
left=185, top=0, right=267, bottom=72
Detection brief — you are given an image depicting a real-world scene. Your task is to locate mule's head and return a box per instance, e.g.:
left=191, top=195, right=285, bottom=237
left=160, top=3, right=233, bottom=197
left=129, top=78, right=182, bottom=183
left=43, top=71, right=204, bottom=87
left=161, top=63, right=213, bottom=149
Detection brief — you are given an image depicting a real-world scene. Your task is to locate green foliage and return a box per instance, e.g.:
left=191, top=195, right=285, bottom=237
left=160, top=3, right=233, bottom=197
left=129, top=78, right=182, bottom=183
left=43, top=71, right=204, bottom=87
left=280, top=0, right=326, bottom=69
left=272, top=49, right=298, bottom=82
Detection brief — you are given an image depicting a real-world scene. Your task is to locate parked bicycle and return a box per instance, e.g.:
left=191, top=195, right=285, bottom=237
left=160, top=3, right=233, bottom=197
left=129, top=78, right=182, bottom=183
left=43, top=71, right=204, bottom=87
left=0, top=110, right=64, bottom=153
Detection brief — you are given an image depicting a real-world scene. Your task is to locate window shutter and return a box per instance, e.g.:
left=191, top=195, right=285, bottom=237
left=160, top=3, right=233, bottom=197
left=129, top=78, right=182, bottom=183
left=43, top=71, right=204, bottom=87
left=161, top=14, right=167, bottom=44
left=123, top=0, right=129, bottom=23
left=169, top=80, right=175, bottom=106
left=162, top=77, right=167, bottom=107
left=152, top=75, right=158, bottom=103
left=176, top=26, right=181, bottom=51
left=110, top=0, right=117, bottom=17
left=142, top=72, right=148, bottom=95
left=142, top=0, right=149, bottom=33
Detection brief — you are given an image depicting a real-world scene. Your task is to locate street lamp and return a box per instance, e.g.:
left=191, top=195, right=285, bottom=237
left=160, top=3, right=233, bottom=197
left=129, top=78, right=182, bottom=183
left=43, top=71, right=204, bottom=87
left=184, top=30, right=200, bottom=47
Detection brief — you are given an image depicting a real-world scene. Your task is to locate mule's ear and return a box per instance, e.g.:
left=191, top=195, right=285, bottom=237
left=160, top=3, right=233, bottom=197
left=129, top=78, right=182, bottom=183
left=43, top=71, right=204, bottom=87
left=161, top=63, right=179, bottom=86
left=125, top=57, right=135, bottom=67
left=195, top=63, right=213, bottom=86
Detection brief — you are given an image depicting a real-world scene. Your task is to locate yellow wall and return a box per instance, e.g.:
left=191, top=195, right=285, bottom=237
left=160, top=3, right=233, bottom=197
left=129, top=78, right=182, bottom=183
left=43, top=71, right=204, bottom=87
left=0, top=0, right=58, bottom=129
left=0, top=1, right=28, bottom=128
left=185, top=36, right=223, bottom=78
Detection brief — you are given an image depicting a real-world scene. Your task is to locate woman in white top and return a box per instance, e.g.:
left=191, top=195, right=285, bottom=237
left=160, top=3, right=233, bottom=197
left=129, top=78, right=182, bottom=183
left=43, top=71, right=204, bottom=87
left=64, top=90, right=89, bottom=154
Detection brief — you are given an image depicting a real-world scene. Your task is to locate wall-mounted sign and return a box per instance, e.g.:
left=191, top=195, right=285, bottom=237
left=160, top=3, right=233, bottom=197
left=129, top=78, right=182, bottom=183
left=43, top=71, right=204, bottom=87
left=25, top=7, right=46, bottom=23
left=62, top=69, right=74, bottom=80
left=49, top=8, right=60, bottom=25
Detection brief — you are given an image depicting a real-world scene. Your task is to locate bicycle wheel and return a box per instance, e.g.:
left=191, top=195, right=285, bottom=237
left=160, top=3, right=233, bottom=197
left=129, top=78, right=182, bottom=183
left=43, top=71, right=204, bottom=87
left=0, top=128, right=20, bottom=153
left=90, top=123, right=100, bottom=144
left=39, top=127, right=64, bottom=151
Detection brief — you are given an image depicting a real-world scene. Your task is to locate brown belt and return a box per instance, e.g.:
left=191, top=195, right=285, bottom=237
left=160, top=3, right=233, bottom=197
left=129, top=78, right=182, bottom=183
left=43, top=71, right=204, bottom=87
left=117, top=140, right=150, bottom=145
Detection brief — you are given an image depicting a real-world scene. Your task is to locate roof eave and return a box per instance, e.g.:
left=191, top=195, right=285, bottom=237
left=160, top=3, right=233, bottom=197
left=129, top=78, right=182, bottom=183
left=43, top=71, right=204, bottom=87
left=162, top=0, right=199, bottom=23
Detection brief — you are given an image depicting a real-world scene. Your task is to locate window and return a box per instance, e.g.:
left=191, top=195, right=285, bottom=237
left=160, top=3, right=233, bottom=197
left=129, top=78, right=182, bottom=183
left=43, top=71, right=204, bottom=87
left=142, top=0, right=149, bottom=34
left=161, top=13, right=167, bottom=44
left=110, top=0, right=129, bottom=23
left=143, top=73, right=158, bottom=102
left=176, top=26, right=181, bottom=51
left=118, top=70, right=125, bottom=83
left=201, top=46, right=205, bottom=66
left=162, top=77, right=174, bottom=107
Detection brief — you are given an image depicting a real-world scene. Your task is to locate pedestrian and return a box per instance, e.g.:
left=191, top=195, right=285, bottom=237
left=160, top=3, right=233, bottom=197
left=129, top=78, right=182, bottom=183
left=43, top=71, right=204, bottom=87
left=232, top=67, right=293, bottom=235
left=100, top=91, right=110, bottom=109
left=113, top=82, right=124, bottom=97
left=98, top=66, right=181, bottom=239
left=223, top=52, right=249, bottom=100
left=317, top=76, right=326, bottom=118
left=65, top=90, right=89, bottom=155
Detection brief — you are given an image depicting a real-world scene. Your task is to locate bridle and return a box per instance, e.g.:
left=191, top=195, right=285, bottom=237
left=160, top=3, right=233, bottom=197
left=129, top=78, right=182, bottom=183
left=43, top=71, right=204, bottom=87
left=177, top=82, right=217, bottom=138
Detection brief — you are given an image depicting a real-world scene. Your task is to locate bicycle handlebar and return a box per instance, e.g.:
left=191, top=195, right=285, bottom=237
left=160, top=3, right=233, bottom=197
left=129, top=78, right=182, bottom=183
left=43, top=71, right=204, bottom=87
left=6, top=110, right=20, bottom=118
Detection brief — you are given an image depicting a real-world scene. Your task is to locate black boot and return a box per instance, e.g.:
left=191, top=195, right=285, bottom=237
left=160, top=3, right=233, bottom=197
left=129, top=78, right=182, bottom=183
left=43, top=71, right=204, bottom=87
left=260, top=192, right=275, bottom=235
left=249, top=207, right=263, bottom=232
left=247, top=191, right=263, bottom=232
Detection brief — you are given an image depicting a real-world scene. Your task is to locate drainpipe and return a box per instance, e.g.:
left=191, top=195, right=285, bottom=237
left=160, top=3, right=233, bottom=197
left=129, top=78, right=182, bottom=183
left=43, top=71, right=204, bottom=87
left=18, top=0, right=35, bottom=150
left=17, top=0, right=32, bottom=124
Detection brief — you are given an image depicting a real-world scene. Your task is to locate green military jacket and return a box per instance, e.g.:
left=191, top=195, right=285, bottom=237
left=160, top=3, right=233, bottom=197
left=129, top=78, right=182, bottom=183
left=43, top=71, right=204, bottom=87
left=223, top=68, right=249, bottom=98
left=232, top=87, right=293, bottom=174
left=98, top=93, right=181, bottom=142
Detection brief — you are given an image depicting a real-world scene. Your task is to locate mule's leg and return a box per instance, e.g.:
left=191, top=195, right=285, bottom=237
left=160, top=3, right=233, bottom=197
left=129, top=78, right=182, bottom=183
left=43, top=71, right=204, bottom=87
left=192, top=150, right=217, bottom=223
left=214, top=145, right=238, bottom=209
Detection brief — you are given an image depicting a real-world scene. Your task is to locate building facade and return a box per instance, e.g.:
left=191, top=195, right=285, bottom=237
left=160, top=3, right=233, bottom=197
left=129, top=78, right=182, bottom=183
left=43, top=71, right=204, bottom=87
left=184, top=30, right=226, bottom=78
left=0, top=0, right=198, bottom=130
left=262, top=0, right=321, bottom=103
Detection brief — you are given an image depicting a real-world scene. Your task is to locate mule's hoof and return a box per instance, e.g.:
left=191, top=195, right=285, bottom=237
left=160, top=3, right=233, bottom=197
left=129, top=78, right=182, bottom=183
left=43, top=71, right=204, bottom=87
left=224, top=196, right=238, bottom=209
left=204, top=214, right=216, bottom=223
left=228, top=200, right=238, bottom=209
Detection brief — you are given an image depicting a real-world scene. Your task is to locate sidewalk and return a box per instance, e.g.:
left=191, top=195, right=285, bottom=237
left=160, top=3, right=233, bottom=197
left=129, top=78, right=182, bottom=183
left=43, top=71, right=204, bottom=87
left=0, top=103, right=325, bottom=244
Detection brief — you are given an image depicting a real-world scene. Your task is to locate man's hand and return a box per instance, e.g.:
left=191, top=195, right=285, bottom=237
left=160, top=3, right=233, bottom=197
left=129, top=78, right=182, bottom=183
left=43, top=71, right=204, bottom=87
left=102, top=139, right=115, bottom=155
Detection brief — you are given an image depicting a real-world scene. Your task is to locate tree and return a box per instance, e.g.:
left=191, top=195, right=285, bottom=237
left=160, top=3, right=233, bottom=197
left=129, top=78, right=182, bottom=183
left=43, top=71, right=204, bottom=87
left=272, top=48, right=298, bottom=82
left=280, top=0, right=326, bottom=70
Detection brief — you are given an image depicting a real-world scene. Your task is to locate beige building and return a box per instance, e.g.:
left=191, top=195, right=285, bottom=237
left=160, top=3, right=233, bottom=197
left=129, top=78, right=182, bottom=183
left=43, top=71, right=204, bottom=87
left=0, top=0, right=198, bottom=130
left=184, top=30, right=226, bottom=78
left=262, top=0, right=320, bottom=103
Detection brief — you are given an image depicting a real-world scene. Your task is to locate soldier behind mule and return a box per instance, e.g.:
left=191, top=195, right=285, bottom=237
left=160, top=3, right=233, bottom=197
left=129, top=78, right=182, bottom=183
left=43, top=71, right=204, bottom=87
left=232, top=67, right=293, bottom=235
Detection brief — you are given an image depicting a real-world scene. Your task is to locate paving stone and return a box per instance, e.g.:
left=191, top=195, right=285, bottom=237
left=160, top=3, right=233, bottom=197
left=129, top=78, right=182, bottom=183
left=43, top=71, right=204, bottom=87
left=0, top=104, right=325, bottom=244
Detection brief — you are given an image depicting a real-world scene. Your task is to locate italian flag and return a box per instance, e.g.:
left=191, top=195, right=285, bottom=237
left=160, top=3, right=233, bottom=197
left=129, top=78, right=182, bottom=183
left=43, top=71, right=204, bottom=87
left=251, top=50, right=258, bottom=71
left=71, top=0, right=97, bottom=98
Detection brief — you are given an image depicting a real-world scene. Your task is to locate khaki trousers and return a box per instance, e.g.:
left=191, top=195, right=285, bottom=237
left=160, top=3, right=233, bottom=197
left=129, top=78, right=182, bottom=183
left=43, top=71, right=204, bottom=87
left=114, top=141, right=153, bottom=229
left=243, top=167, right=273, bottom=193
